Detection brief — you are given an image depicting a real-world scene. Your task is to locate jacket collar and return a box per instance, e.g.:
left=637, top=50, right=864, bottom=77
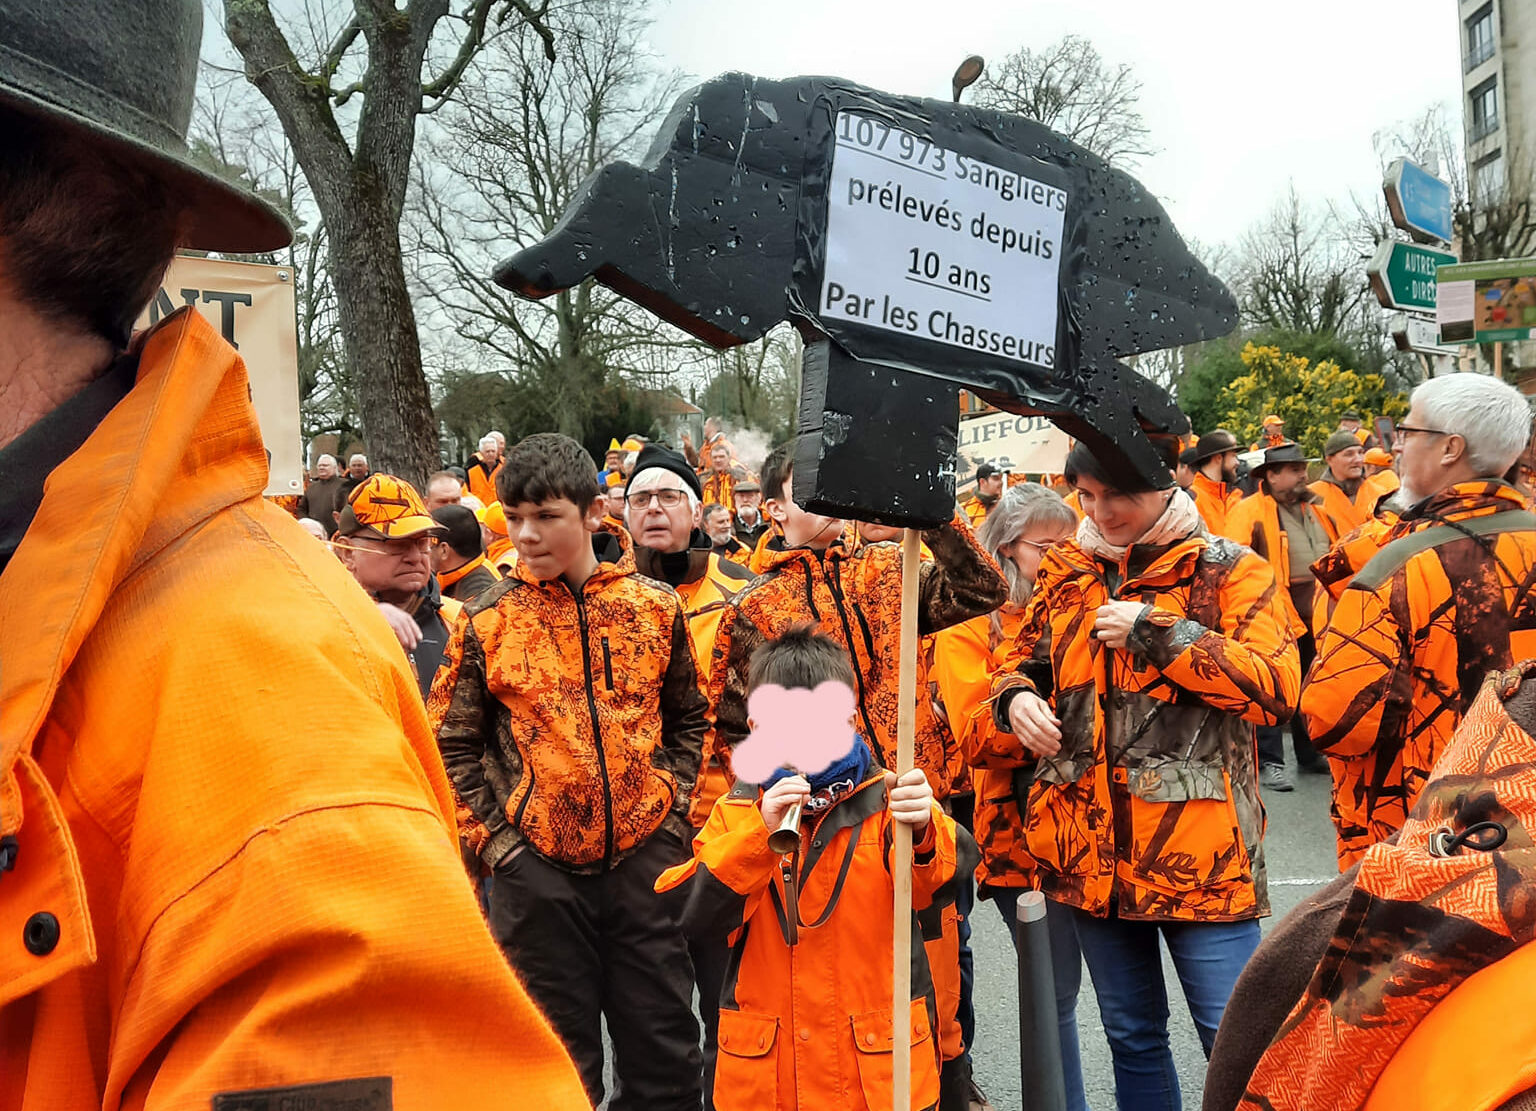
left=759, top=523, right=859, bottom=573
left=512, top=525, right=637, bottom=591
left=437, top=554, right=491, bottom=592
left=633, top=531, right=713, bottom=586
left=1, top=308, right=266, bottom=832
left=1052, top=533, right=1207, bottom=587
left=1400, top=479, right=1531, bottom=525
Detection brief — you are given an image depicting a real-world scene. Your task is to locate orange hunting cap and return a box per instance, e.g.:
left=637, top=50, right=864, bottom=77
left=336, top=474, right=445, bottom=539
left=1262, top=414, right=1283, bottom=426
left=481, top=501, right=508, bottom=537
left=1364, top=447, right=1394, bottom=467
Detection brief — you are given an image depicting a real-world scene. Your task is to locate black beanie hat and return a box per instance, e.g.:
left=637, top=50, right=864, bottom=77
left=625, top=443, right=703, bottom=501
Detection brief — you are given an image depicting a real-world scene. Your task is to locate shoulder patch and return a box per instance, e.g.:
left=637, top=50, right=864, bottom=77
left=464, top=576, right=521, bottom=618
left=1198, top=535, right=1245, bottom=568
left=213, top=1077, right=391, bottom=1110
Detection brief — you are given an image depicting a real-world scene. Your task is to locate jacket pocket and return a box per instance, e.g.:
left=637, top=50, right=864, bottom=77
left=1123, top=757, right=1254, bottom=902
left=850, top=998, right=940, bottom=1111
left=714, top=1009, right=779, bottom=1111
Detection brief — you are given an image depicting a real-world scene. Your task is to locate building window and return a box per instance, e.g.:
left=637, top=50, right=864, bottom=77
left=1466, top=4, right=1495, bottom=71
left=1473, top=149, right=1505, bottom=202
left=1470, top=76, right=1499, bottom=141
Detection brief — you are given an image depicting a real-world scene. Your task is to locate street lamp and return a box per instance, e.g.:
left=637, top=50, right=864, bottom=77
left=952, top=55, right=985, bottom=103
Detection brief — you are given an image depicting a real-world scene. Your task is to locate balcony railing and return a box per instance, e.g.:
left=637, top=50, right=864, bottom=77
left=1465, top=39, right=1495, bottom=71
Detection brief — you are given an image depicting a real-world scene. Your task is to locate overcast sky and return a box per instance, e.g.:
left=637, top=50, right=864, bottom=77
left=642, top=0, right=1466, bottom=256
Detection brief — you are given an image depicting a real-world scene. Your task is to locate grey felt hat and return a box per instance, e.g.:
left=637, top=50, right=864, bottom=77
left=0, top=0, right=291, bottom=253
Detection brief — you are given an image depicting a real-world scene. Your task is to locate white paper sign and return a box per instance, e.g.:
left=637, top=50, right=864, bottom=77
left=820, top=111, right=1067, bottom=369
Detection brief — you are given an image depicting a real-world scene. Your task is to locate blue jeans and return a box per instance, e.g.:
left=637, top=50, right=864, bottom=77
left=1070, top=910, right=1260, bottom=1111
left=990, top=889, right=1090, bottom=1111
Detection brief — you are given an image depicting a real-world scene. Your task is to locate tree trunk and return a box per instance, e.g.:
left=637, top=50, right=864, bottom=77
left=327, top=196, right=440, bottom=489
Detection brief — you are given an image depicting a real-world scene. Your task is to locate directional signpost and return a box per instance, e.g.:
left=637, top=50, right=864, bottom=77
left=1389, top=312, right=1457, bottom=357
left=1368, top=240, right=1457, bottom=313
left=1384, top=158, right=1454, bottom=245
left=1372, top=158, right=1458, bottom=368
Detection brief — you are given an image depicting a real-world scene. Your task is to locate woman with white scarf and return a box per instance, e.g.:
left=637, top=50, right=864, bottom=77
left=984, top=442, right=1299, bottom=1111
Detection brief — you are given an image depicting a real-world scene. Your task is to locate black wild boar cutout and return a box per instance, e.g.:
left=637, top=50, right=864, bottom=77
left=497, top=73, right=1235, bottom=527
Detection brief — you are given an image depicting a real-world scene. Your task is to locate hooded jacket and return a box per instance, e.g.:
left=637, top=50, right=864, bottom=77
left=657, top=772, right=965, bottom=1111
left=0, top=309, right=587, bottom=1108
left=1301, top=480, right=1536, bottom=867
left=1238, top=666, right=1536, bottom=1111
left=429, top=537, right=710, bottom=873
left=988, top=532, right=1298, bottom=921
left=702, top=519, right=1008, bottom=813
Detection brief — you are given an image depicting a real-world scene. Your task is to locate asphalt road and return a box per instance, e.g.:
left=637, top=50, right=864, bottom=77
left=967, top=745, right=1340, bottom=1111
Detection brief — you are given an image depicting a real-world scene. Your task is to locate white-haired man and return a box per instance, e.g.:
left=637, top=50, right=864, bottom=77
left=466, top=434, right=502, bottom=506
left=299, top=453, right=346, bottom=534
left=1303, top=373, right=1536, bottom=868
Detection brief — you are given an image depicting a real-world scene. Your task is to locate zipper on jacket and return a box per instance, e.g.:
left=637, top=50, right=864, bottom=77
left=823, top=564, right=879, bottom=745
left=575, top=588, right=616, bottom=867
left=601, top=636, right=615, bottom=690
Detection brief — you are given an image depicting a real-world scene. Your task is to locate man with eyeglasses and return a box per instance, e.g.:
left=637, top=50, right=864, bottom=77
left=336, top=474, right=461, bottom=696
left=1302, top=373, right=1536, bottom=868
left=623, top=442, right=754, bottom=1106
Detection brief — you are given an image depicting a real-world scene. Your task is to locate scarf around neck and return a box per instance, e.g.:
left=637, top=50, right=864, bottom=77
left=762, top=736, right=873, bottom=813
left=1076, top=487, right=1204, bottom=562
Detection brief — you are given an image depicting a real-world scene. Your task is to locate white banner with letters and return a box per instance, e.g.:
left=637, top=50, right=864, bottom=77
left=136, top=256, right=302, bottom=496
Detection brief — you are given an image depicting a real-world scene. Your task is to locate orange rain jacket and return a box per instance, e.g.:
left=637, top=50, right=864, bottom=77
left=1222, top=489, right=1341, bottom=635
left=1243, top=667, right=1536, bottom=1111
left=987, top=534, right=1298, bottom=921
left=0, top=310, right=587, bottom=1109
left=1301, top=480, right=1536, bottom=868
left=1308, top=472, right=1391, bottom=533
left=657, top=774, right=968, bottom=1111
left=702, top=519, right=1007, bottom=812
left=1190, top=471, right=1242, bottom=535
left=933, top=609, right=1036, bottom=891
left=429, top=538, right=709, bottom=872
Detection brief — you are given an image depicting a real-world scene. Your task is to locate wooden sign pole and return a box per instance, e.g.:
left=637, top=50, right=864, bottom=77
left=892, top=527, right=921, bottom=1111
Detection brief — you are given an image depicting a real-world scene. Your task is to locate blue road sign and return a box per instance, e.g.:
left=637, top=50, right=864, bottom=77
left=1385, top=158, right=1453, bottom=244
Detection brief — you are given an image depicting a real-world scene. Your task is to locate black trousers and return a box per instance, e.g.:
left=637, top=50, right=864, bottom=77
left=489, top=833, right=703, bottom=1111
left=1258, top=632, right=1320, bottom=768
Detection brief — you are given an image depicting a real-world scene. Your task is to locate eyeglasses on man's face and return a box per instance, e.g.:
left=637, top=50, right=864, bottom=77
left=1395, top=424, right=1449, bottom=439
left=625, top=489, right=689, bottom=509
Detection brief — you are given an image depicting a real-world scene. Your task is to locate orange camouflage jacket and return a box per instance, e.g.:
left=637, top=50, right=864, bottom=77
left=987, top=533, right=1299, bottom=921
left=1302, top=480, right=1536, bottom=868
left=429, top=543, right=709, bottom=872
left=1244, top=666, right=1536, bottom=1111
left=657, top=773, right=966, bottom=1111
left=702, top=519, right=1008, bottom=807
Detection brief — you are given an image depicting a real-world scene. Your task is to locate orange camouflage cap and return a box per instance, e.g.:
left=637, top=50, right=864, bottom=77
left=336, top=474, right=446, bottom=539
left=1262, top=414, right=1283, bottom=426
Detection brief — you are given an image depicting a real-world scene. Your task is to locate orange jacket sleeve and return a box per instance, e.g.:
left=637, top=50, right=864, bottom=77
left=933, top=620, right=1034, bottom=771
left=1128, top=548, right=1300, bottom=726
left=1300, top=584, right=1403, bottom=758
